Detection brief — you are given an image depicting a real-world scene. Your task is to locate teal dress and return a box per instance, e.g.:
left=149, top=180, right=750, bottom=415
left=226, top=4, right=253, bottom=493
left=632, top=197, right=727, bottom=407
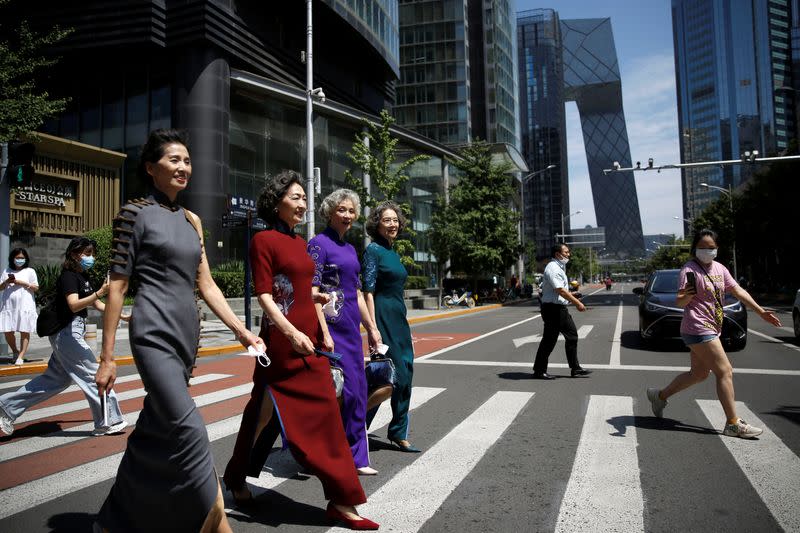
left=363, top=236, right=414, bottom=441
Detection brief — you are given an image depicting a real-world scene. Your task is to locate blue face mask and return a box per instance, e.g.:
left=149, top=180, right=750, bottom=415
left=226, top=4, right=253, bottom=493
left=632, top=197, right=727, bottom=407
left=80, top=255, right=96, bottom=270
left=13, top=258, right=25, bottom=268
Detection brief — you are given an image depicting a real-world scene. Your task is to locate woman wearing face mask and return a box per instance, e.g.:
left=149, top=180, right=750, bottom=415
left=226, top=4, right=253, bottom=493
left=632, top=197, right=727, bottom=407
left=308, top=189, right=385, bottom=475
left=0, top=248, right=39, bottom=365
left=362, top=201, right=420, bottom=453
left=646, top=228, right=782, bottom=439
left=0, top=238, right=127, bottom=438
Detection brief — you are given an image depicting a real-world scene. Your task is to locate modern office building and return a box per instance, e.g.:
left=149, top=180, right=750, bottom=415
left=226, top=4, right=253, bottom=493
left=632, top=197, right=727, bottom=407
left=11, top=0, right=462, bottom=276
left=395, top=0, right=521, bottom=148
left=517, top=10, right=644, bottom=258
left=672, top=0, right=797, bottom=226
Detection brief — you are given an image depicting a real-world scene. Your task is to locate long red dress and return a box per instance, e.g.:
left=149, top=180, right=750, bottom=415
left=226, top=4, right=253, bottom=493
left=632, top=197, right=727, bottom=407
left=223, top=225, right=365, bottom=505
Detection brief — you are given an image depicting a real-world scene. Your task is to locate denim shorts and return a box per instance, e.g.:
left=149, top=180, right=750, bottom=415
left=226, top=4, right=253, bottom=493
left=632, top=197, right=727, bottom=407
left=681, top=333, right=719, bottom=346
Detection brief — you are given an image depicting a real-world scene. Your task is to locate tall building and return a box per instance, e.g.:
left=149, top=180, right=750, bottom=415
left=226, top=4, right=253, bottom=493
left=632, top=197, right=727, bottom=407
left=517, top=10, right=645, bottom=258
left=672, top=0, right=797, bottom=226
left=12, top=0, right=460, bottom=277
left=395, top=0, right=521, bottom=148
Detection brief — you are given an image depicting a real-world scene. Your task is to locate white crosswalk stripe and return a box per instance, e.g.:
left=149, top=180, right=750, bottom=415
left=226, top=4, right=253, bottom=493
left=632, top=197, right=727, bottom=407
left=697, top=400, right=800, bottom=533
left=0, top=373, right=144, bottom=394
left=555, top=395, right=644, bottom=533
left=327, top=391, right=533, bottom=532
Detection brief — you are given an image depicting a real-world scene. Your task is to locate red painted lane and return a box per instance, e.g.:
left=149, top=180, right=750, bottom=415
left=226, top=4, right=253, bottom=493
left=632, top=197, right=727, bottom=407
left=412, top=333, right=479, bottom=357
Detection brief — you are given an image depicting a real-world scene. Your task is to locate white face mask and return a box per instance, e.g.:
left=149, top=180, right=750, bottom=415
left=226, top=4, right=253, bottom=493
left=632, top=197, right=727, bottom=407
left=695, top=248, right=717, bottom=264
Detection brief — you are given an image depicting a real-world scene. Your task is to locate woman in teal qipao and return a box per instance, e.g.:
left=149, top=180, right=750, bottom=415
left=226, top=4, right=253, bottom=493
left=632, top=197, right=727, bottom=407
left=363, top=201, right=421, bottom=453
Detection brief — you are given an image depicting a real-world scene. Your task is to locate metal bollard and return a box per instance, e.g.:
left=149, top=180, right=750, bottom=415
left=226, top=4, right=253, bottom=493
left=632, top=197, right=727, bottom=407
left=85, top=323, right=98, bottom=353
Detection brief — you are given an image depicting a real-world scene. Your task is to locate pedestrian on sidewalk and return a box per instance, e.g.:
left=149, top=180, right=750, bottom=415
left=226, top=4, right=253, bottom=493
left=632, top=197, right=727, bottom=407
left=604, top=276, right=613, bottom=291
left=223, top=171, right=378, bottom=530
left=93, top=129, right=264, bottom=533
left=532, top=243, right=591, bottom=379
left=0, top=238, right=127, bottom=438
left=308, top=189, right=387, bottom=476
left=363, top=201, right=421, bottom=453
left=646, top=229, right=782, bottom=438
left=0, top=248, right=39, bottom=365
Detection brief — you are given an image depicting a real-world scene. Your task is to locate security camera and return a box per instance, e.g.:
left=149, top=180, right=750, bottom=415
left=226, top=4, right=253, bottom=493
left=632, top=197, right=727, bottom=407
left=613, top=161, right=621, bottom=170
left=647, top=157, right=653, bottom=168
left=635, top=161, right=641, bottom=169
left=311, top=87, right=326, bottom=102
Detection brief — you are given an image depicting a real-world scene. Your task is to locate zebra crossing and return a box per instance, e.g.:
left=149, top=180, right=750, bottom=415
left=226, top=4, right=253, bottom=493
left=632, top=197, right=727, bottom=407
left=1, top=367, right=799, bottom=532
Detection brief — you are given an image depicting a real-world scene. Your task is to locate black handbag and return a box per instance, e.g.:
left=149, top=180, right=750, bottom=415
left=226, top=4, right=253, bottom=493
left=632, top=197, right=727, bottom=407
left=365, top=353, right=396, bottom=391
left=36, top=301, right=66, bottom=338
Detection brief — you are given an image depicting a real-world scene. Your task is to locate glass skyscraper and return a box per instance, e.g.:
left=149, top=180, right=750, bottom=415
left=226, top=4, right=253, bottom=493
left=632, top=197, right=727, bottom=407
left=517, top=10, right=644, bottom=258
left=395, top=0, right=520, bottom=148
left=673, top=0, right=796, bottom=224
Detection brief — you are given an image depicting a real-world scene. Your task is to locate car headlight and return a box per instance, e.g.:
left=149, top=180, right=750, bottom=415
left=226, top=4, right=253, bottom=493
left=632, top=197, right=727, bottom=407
left=724, top=301, right=742, bottom=312
left=646, top=302, right=667, bottom=312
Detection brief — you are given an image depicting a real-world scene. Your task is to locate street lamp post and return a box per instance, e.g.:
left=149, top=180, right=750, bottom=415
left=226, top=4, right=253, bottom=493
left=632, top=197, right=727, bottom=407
left=700, top=182, right=737, bottom=279
left=560, top=210, right=583, bottom=241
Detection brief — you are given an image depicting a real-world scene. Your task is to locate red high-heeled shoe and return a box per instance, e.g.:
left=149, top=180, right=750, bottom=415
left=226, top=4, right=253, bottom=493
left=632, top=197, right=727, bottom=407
left=326, top=502, right=379, bottom=530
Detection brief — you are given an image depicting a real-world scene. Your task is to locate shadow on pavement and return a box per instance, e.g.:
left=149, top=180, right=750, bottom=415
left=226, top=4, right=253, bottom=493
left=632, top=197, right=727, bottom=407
left=767, top=405, right=800, bottom=427
left=606, top=415, right=718, bottom=437
left=227, top=490, right=329, bottom=529
left=0, top=420, right=67, bottom=442
left=47, top=512, right=96, bottom=532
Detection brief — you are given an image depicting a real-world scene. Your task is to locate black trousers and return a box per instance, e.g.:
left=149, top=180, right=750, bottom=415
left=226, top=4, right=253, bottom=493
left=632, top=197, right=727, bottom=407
left=533, top=303, right=580, bottom=372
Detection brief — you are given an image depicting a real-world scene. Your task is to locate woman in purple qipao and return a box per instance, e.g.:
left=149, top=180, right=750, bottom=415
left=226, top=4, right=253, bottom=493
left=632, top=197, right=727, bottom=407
left=308, top=189, right=384, bottom=476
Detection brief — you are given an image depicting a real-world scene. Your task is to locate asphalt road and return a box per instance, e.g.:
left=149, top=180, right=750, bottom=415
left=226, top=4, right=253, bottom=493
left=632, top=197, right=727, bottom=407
left=0, top=283, right=798, bottom=533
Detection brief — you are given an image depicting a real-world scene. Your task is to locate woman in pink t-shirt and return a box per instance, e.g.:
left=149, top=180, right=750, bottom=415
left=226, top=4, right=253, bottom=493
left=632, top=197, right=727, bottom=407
left=646, top=229, right=781, bottom=439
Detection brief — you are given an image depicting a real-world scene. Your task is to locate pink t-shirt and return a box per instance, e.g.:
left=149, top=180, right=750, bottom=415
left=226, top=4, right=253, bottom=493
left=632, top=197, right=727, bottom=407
left=679, top=260, right=737, bottom=335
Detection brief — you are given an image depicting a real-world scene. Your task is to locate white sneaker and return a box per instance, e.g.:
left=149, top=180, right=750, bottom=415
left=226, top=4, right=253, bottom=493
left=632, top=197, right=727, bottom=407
left=0, top=405, right=14, bottom=436
left=13, top=358, right=23, bottom=366
left=722, top=418, right=763, bottom=439
left=646, top=388, right=667, bottom=418
left=92, top=419, right=129, bottom=437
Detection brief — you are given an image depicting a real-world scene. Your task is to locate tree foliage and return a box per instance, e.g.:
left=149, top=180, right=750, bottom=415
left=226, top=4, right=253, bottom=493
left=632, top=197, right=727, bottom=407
left=345, top=109, right=429, bottom=270
left=0, top=0, right=72, bottom=141
left=429, top=141, right=520, bottom=288
left=644, top=236, right=691, bottom=272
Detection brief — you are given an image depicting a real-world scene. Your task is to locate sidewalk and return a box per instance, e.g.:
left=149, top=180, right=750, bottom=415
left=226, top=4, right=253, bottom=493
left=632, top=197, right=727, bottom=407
left=0, top=299, right=534, bottom=377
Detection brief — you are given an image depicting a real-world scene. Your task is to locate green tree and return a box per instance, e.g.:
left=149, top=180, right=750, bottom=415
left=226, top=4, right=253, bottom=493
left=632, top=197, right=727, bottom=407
left=345, top=109, right=430, bottom=270
left=645, top=236, right=691, bottom=272
left=429, top=141, right=520, bottom=289
left=0, top=0, right=72, bottom=141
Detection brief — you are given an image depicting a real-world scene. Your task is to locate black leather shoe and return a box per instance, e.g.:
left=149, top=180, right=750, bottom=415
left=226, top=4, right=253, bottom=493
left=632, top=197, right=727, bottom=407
left=532, top=372, right=556, bottom=380
left=571, top=368, right=592, bottom=377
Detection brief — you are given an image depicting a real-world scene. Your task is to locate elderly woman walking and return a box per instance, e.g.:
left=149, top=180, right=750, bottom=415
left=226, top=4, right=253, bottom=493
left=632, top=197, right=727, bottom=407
left=363, top=201, right=420, bottom=453
left=308, top=189, right=385, bottom=475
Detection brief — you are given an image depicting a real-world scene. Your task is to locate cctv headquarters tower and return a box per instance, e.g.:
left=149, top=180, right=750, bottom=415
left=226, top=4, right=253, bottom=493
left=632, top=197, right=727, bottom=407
left=517, top=10, right=644, bottom=258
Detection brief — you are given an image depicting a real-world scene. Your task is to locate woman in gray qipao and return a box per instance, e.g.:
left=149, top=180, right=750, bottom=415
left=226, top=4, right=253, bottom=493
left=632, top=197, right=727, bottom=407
left=94, top=129, right=264, bottom=533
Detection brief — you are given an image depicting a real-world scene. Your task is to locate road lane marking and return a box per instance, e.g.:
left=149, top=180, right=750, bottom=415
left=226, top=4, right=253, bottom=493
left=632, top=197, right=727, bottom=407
left=0, top=383, right=253, bottom=462
left=415, top=359, right=800, bottom=376
left=748, top=328, right=800, bottom=353
left=555, top=395, right=644, bottom=533
left=243, top=387, right=447, bottom=495
left=415, top=315, right=541, bottom=361
left=697, top=400, right=800, bottom=533
left=11, top=373, right=231, bottom=424
left=0, top=373, right=144, bottom=394
left=512, top=325, right=594, bottom=348
left=609, top=300, right=624, bottom=367
left=327, top=391, right=534, bottom=533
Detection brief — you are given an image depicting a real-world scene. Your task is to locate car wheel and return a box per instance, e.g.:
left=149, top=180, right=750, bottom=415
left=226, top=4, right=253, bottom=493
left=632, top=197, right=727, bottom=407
left=729, top=335, right=747, bottom=352
left=794, top=311, right=800, bottom=339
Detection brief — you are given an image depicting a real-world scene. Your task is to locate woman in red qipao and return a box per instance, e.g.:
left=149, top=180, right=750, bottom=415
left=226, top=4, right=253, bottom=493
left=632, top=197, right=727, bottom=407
left=223, top=170, right=378, bottom=530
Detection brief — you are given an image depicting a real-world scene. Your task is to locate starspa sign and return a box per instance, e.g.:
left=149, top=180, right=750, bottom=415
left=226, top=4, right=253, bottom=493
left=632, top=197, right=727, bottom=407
left=15, top=182, right=75, bottom=207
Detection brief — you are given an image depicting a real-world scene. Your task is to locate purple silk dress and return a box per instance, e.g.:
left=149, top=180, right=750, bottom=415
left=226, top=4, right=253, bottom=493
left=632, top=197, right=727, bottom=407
left=308, top=227, right=370, bottom=468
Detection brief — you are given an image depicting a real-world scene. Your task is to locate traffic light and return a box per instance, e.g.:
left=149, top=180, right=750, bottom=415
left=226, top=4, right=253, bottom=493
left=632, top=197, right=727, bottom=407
left=4, top=142, right=36, bottom=189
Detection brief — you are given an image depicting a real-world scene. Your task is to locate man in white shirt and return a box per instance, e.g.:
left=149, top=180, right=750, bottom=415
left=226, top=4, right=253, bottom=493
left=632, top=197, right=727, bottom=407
left=533, top=244, right=591, bottom=379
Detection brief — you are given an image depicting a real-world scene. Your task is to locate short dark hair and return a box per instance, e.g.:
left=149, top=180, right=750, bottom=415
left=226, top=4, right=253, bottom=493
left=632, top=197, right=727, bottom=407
left=690, top=228, right=718, bottom=256
left=137, top=129, right=190, bottom=187
left=62, top=236, right=97, bottom=272
left=551, top=243, right=568, bottom=258
left=8, top=248, right=30, bottom=270
left=365, top=201, right=407, bottom=240
left=257, top=170, right=304, bottom=226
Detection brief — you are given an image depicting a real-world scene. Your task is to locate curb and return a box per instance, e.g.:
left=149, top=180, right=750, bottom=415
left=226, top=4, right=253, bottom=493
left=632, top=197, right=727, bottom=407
left=0, top=300, right=533, bottom=378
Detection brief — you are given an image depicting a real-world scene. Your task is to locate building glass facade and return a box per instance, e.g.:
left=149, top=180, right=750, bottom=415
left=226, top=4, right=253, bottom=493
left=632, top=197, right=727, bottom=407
left=517, top=9, right=568, bottom=256
left=517, top=12, right=644, bottom=258
left=673, top=0, right=797, bottom=224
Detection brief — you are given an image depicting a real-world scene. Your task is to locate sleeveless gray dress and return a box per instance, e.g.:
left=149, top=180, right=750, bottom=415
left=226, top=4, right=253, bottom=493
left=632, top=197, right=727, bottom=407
left=98, top=189, right=215, bottom=532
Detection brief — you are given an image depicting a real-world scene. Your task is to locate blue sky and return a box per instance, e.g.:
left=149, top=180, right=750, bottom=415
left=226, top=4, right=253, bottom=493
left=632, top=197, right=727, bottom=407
left=516, top=0, right=683, bottom=237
